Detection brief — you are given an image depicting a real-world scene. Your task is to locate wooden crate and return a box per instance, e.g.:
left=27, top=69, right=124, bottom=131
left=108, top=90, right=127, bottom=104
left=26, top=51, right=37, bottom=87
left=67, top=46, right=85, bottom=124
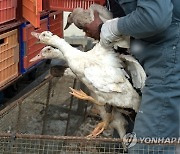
left=0, top=29, right=19, bottom=88
left=22, top=0, right=42, bottom=28
left=49, top=11, right=63, bottom=38
left=0, top=0, right=17, bottom=24
left=20, top=18, right=48, bottom=73
left=49, top=0, right=105, bottom=11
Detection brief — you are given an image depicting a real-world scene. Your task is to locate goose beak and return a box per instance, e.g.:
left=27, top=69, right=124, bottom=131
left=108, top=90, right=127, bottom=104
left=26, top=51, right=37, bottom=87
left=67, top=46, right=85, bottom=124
left=31, top=32, right=41, bottom=44
left=31, top=32, right=40, bottom=39
left=64, top=22, right=71, bottom=30
left=35, top=41, right=41, bottom=44
left=30, top=53, right=43, bottom=62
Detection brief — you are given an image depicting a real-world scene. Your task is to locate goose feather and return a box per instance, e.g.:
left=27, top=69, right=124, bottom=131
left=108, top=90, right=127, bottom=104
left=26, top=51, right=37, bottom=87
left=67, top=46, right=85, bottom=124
left=31, top=31, right=146, bottom=143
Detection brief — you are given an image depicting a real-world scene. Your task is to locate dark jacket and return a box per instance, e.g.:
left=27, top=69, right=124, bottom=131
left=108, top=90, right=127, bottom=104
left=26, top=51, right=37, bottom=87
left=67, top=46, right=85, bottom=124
left=112, top=0, right=180, bottom=152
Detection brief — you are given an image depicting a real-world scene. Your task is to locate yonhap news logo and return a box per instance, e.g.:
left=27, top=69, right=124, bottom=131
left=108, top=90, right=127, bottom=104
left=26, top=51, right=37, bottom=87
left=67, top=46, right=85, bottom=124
left=123, top=132, right=137, bottom=148
left=123, top=132, right=180, bottom=149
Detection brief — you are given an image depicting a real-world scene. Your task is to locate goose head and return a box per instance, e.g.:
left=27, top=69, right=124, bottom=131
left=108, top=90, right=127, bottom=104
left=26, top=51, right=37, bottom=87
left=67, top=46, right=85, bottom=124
left=31, top=31, right=56, bottom=45
left=64, top=12, right=73, bottom=30
left=64, top=8, right=84, bottom=30
left=30, top=46, right=61, bottom=62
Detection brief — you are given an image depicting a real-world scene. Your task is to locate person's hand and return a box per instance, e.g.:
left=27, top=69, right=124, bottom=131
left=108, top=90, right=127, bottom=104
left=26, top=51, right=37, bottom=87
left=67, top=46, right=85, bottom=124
left=100, top=18, right=121, bottom=47
left=84, top=11, right=103, bottom=40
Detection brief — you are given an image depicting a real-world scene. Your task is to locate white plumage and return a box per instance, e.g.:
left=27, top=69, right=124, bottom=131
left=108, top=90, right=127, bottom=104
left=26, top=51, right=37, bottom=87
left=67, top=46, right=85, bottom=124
left=31, top=31, right=146, bottom=146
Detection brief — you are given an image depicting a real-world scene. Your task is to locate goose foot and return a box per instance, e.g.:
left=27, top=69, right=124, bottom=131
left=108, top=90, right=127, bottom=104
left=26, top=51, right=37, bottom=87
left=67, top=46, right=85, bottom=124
left=86, top=121, right=108, bottom=138
left=87, top=112, right=112, bottom=138
left=69, top=87, right=103, bottom=106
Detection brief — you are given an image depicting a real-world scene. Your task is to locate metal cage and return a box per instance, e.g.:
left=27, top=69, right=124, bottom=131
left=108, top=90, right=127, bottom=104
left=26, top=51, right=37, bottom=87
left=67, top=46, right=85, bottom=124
left=0, top=75, right=178, bottom=154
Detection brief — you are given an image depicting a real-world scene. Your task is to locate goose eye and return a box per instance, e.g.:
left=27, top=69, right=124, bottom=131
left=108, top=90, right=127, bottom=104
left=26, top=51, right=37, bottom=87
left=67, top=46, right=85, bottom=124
left=46, top=48, right=51, bottom=53
left=43, top=34, right=46, bottom=37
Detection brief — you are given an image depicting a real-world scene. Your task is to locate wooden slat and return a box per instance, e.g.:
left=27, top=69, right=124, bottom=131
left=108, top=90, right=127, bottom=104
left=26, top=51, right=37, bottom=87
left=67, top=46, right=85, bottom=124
left=22, top=0, right=42, bottom=28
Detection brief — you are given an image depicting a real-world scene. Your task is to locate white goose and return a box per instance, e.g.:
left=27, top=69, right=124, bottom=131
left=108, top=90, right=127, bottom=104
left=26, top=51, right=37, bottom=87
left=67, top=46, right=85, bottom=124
left=30, top=31, right=146, bottom=142
left=30, top=45, right=135, bottom=144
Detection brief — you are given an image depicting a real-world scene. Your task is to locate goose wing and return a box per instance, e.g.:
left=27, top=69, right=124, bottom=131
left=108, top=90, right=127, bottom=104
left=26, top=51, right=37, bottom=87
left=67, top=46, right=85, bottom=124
left=113, top=36, right=130, bottom=49
left=84, top=65, right=126, bottom=93
left=119, top=54, right=146, bottom=89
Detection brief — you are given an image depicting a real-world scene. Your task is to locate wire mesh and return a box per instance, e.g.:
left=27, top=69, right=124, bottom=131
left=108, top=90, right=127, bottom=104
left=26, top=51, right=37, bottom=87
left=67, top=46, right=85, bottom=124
left=0, top=75, right=178, bottom=154
left=0, top=135, right=124, bottom=154
left=0, top=134, right=178, bottom=154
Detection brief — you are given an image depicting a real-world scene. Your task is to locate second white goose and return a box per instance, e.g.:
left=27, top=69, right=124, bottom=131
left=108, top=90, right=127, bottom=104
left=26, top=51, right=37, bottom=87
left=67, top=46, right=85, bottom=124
left=30, top=31, right=146, bottom=142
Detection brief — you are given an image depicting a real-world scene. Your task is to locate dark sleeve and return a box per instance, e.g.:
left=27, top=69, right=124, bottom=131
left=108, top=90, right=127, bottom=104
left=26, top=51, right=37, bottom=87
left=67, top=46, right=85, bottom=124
left=117, top=0, right=173, bottom=39
left=105, top=0, right=125, bottom=18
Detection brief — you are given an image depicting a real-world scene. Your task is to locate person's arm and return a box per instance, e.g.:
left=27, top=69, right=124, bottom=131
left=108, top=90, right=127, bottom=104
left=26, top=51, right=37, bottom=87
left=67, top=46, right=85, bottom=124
left=117, top=0, right=173, bottom=38
left=100, top=0, right=173, bottom=47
